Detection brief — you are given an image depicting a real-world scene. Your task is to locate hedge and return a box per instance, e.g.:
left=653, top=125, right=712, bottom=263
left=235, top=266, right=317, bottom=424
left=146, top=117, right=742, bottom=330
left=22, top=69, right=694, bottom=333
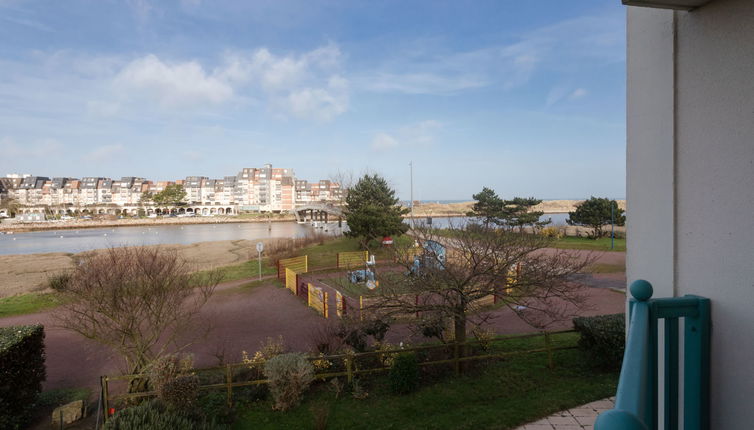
left=0, top=324, right=46, bottom=430
left=573, top=313, right=625, bottom=370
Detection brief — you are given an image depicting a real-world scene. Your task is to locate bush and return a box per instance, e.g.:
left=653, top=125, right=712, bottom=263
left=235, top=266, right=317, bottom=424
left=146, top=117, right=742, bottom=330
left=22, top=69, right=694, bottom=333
left=105, top=400, right=225, bottom=430
left=197, top=391, right=235, bottom=425
left=573, top=313, right=626, bottom=370
left=263, top=353, right=314, bottom=411
left=389, top=352, right=419, bottom=394
left=47, top=272, right=72, bottom=292
left=0, top=324, right=45, bottom=430
left=148, top=355, right=199, bottom=411
left=539, top=226, right=563, bottom=239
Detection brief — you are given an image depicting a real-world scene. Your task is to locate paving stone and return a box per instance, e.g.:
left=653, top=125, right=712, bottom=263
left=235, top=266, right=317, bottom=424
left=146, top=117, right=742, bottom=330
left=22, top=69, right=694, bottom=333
left=548, top=415, right=580, bottom=425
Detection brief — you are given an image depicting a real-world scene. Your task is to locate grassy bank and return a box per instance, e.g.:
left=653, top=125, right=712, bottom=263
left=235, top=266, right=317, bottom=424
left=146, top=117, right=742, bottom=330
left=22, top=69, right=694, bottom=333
left=233, top=333, right=618, bottom=430
left=552, top=236, right=626, bottom=252
left=0, top=292, right=63, bottom=318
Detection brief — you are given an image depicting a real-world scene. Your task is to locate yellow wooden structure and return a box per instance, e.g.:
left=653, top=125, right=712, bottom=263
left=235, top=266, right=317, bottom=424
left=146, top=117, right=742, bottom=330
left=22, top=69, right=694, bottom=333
left=337, top=251, right=368, bottom=268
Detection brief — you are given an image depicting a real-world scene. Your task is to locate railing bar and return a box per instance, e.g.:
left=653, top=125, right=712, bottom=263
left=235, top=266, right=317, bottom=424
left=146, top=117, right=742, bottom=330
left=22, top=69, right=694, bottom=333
left=664, top=317, right=679, bottom=430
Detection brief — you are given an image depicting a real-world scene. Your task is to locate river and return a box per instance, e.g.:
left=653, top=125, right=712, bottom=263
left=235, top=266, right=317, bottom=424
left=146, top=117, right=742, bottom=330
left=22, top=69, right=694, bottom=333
left=0, top=213, right=569, bottom=256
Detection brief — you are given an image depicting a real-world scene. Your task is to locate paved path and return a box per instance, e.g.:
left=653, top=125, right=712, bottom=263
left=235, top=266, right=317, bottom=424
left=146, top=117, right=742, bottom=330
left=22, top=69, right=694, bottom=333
left=515, top=398, right=615, bottom=429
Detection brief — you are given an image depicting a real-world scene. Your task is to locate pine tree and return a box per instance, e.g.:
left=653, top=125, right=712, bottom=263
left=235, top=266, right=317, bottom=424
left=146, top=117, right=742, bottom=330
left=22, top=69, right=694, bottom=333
left=345, top=174, right=409, bottom=245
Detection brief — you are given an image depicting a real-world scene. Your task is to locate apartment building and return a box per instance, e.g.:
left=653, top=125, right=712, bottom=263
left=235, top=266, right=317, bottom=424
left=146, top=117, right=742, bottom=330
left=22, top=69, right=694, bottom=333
left=4, top=166, right=341, bottom=212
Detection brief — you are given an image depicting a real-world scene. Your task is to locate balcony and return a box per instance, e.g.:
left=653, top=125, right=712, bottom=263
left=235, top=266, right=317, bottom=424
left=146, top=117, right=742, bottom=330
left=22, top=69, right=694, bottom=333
left=595, top=281, right=710, bottom=430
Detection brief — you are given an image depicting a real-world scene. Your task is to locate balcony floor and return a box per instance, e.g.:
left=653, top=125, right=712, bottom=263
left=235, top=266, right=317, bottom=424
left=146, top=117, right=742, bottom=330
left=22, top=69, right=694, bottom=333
left=515, top=397, right=615, bottom=429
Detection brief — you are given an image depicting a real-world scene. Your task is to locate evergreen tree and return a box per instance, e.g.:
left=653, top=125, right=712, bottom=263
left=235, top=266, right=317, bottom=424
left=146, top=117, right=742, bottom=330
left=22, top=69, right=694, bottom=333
left=567, top=197, right=626, bottom=239
left=466, top=187, right=503, bottom=225
left=501, top=197, right=550, bottom=231
left=345, top=174, right=409, bottom=245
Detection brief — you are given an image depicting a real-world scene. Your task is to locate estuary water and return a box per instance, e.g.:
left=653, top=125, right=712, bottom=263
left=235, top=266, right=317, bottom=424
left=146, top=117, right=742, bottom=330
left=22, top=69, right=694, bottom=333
left=0, top=222, right=345, bottom=256
left=0, top=213, right=568, bottom=256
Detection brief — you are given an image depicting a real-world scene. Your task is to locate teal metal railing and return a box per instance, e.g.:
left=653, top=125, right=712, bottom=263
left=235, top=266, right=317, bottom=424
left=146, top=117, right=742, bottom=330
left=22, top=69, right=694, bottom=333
left=595, top=280, right=710, bottom=430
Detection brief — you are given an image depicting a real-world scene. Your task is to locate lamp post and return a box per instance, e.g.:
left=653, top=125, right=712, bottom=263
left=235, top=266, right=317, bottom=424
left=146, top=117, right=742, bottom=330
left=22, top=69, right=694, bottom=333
left=611, top=202, right=615, bottom=250
left=409, top=161, right=414, bottom=229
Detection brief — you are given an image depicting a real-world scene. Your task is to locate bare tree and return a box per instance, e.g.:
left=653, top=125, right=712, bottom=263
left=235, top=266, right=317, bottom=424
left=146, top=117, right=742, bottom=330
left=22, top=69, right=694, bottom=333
left=329, top=169, right=355, bottom=206
left=373, top=222, right=593, bottom=348
left=55, top=246, right=221, bottom=391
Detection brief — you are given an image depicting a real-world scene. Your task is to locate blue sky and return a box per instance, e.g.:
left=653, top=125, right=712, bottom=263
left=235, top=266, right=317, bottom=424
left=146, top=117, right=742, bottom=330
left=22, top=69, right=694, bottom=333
left=0, top=0, right=626, bottom=200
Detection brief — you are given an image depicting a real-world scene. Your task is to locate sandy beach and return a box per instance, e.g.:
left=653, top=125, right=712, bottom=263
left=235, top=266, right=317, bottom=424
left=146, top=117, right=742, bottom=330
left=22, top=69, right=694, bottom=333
left=0, top=239, right=268, bottom=298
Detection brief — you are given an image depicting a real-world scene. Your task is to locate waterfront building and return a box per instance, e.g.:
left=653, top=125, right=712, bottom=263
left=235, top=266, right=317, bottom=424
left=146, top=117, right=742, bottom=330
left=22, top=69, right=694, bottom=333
left=2, top=166, right=340, bottom=214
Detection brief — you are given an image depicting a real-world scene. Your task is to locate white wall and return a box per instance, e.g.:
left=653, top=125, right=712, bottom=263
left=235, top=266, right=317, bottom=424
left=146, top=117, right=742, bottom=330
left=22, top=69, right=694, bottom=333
left=628, top=0, right=754, bottom=426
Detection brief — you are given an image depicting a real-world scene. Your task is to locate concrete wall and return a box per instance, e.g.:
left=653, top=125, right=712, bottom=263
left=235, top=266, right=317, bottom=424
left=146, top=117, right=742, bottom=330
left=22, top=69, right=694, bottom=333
left=628, top=0, right=754, bottom=426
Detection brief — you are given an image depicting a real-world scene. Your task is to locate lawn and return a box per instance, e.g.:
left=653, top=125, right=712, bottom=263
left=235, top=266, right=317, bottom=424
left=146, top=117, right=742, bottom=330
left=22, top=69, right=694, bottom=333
left=298, top=236, right=413, bottom=270
left=0, top=292, right=63, bottom=318
left=551, top=236, right=626, bottom=252
left=232, top=332, right=618, bottom=430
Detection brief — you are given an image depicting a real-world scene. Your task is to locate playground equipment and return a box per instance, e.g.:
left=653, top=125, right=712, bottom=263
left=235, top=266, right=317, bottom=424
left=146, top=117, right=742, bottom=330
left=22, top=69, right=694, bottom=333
left=409, top=239, right=447, bottom=276
left=349, top=268, right=375, bottom=284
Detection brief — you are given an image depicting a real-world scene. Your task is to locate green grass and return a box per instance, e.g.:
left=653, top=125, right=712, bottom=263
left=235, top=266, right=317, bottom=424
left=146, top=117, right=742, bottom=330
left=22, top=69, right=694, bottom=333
left=0, top=292, right=63, bottom=318
left=232, top=333, right=618, bottom=430
left=207, top=259, right=278, bottom=283
left=297, top=236, right=413, bottom=270
left=38, top=387, right=91, bottom=408
left=587, top=263, right=626, bottom=273
left=551, top=236, right=626, bottom=252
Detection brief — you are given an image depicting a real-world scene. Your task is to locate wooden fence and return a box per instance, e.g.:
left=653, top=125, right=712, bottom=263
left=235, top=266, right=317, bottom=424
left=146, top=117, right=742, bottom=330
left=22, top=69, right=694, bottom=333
left=99, top=330, right=577, bottom=422
left=337, top=251, right=369, bottom=269
left=277, top=255, right=308, bottom=279
left=307, top=283, right=329, bottom=318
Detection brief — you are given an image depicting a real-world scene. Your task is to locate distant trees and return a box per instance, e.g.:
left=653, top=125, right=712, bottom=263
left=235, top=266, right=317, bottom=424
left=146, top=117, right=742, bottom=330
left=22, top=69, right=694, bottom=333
left=55, top=247, right=221, bottom=391
left=567, top=197, right=625, bottom=239
left=467, top=187, right=549, bottom=231
left=0, top=196, right=20, bottom=217
left=344, top=174, right=409, bottom=245
left=142, top=184, right=187, bottom=206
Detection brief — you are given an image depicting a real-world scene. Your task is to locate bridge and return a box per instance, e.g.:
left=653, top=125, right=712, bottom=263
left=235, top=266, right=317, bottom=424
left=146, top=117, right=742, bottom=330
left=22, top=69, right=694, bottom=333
left=291, top=203, right=344, bottom=224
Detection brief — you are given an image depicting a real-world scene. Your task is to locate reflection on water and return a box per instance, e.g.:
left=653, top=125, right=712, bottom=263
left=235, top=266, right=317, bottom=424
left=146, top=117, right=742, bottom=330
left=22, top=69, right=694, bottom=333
left=0, top=222, right=345, bottom=256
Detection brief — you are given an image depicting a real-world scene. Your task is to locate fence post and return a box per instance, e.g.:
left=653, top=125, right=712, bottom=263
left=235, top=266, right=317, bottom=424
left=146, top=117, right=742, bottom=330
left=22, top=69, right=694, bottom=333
left=324, top=292, right=329, bottom=318
left=101, top=376, right=110, bottom=423
left=453, top=341, right=460, bottom=375
left=225, top=364, right=233, bottom=408
left=359, top=296, right=364, bottom=321
left=345, top=356, right=353, bottom=384
left=544, top=331, right=554, bottom=369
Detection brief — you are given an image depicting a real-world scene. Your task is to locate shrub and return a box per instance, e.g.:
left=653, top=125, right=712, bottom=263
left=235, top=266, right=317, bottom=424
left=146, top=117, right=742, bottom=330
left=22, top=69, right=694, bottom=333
left=38, top=387, right=91, bottom=408
left=389, top=352, right=419, bottom=394
left=105, top=400, right=225, bottom=430
left=47, top=272, right=72, bottom=292
left=148, top=354, right=199, bottom=411
left=363, top=318, right=391, bottom=342
left=539, top=226, right=563, bottom=239
left=197, top=391, right=235, bottom=425
left=263, top=353, right=314, bottom=411
left=0, top=324, right=45, bottom=430
left=573, top=313, right=626, bottom=370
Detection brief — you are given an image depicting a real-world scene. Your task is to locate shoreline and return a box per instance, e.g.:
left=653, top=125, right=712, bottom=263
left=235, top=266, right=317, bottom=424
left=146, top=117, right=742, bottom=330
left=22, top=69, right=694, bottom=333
left=0, top=199, right=626, bottom=233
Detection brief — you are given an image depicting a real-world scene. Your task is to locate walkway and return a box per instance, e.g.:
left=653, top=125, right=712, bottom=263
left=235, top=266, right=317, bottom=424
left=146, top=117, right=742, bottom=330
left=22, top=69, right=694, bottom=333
left=515, top=398, right=614, bottom=429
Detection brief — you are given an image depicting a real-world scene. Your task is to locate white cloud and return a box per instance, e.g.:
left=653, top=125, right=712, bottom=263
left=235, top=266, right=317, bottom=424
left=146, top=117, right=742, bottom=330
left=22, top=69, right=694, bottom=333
left=570, top=88, right=588, bottom=99
left=361, top=13, right=623, bottom=95
left=371, top=133, right=399, bottom=151
left=0, top=137, right=62, bottom=158
left=105, top=43, right=349, bottom=120
left=546, top=86, right=589, bottom=106
left=84, top=144, right=125, bottom=162
left=370, top=120, right=443, bottom=152
left=115, top=55, right=234, bottom=107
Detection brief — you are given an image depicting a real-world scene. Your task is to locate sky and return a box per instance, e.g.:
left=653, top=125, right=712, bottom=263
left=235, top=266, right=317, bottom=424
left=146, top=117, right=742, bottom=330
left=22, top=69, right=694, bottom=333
left=0, top=0, right=626, bottom=201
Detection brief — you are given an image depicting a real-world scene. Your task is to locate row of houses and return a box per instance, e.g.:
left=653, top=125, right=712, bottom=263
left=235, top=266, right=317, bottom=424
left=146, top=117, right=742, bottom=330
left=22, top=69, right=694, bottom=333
left=0, top=164, right=342, bottom=213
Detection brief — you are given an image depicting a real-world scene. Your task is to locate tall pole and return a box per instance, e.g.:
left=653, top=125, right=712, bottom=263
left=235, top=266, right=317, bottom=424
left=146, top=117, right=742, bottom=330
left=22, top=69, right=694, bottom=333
left=611, top=202, right=615, bottom=250
left=409, top=161, right=414, bottom=229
